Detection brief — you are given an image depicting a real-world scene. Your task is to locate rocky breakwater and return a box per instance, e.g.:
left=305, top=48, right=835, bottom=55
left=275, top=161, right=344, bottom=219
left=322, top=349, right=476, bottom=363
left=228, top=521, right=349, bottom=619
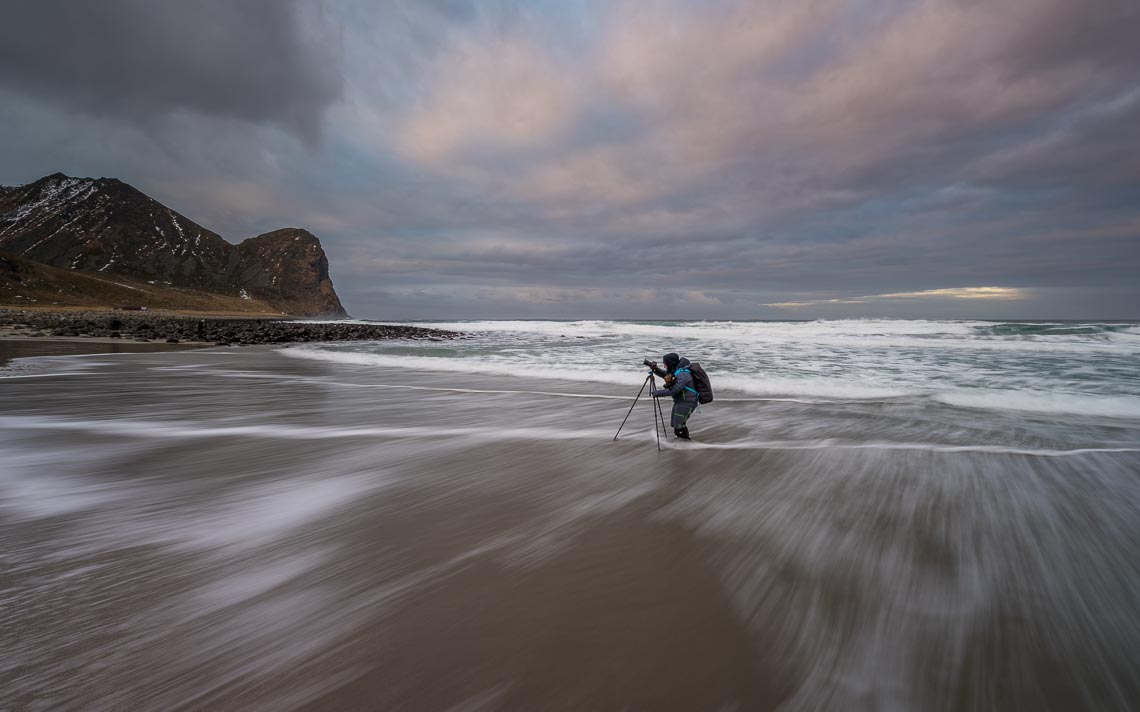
left=0, top=310, right=457, bottom=345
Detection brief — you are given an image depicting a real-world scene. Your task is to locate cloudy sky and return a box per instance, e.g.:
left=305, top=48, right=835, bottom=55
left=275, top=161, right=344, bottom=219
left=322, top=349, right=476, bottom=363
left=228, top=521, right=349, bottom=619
left=1, top=0, right=1138, bottom=319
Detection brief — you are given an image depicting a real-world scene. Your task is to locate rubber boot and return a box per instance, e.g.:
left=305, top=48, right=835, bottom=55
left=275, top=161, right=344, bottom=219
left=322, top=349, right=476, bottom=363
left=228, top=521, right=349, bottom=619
left=674, top=427, right=691, bottom=440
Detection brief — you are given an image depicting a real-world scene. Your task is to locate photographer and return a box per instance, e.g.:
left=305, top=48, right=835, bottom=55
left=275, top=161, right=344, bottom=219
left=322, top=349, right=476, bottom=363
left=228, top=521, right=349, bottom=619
left=647, top=352, right=699, bottom=440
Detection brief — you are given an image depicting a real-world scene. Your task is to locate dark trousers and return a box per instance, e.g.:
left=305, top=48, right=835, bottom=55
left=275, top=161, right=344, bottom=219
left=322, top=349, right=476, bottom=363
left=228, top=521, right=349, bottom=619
left=670, top=401, right=696, bottom=436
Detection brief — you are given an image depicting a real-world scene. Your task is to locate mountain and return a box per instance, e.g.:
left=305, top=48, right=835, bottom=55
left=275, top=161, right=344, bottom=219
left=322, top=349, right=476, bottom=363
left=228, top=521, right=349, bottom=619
left=0, top=173, right=348, bottom=317
left=1, top=250, right=284, bottom=313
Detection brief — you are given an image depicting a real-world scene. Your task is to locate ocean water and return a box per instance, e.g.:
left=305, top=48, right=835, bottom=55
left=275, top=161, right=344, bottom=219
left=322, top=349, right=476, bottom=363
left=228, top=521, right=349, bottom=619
left=3, top=320, right=1140, bottom=711
left=288, top=318, right=1140, bottom=419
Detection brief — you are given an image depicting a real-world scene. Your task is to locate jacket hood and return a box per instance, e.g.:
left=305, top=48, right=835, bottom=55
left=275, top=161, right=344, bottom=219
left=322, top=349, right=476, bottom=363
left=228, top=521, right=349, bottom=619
left=662, top=353, right=690, bottom=371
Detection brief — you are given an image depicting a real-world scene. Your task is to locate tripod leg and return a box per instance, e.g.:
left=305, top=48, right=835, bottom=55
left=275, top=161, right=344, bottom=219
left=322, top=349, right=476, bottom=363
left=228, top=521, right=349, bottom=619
left=654, top=396, right=661, bottom=452
left=649, top=374, right=662, bottom=451
left=613, top=374, right=651, bottom=441
left=649, top=373, right=668, bottom=442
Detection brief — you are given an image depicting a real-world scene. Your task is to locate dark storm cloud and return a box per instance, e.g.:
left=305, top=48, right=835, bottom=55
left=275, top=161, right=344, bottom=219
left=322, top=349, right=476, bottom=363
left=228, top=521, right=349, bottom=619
left=998, top=0, right=1140, bottom=77
left=0, top=0, right=341, bottom=140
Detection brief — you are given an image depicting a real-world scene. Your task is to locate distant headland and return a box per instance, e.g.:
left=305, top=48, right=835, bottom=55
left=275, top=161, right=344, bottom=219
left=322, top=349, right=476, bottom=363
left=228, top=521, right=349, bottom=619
left=0, top=173, right=347, bottom=318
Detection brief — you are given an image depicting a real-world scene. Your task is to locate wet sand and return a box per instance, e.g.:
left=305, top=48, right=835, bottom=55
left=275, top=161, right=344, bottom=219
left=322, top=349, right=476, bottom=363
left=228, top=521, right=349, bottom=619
left=298, top=444, right=788, bottom=712
left=0, top=337, right=209, bottom=367
left=3, top=348, right=1139, bottom=711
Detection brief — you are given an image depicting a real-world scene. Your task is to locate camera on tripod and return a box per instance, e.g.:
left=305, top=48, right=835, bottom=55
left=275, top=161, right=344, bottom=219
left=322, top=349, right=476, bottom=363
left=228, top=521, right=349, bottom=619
left=614, top=359, right=670, bottom=450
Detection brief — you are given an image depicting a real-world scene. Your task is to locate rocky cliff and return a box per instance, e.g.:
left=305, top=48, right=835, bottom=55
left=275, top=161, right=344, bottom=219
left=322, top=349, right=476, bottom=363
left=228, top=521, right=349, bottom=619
left=235, top=229, right=345, bottom=317
left=0, top=173, right=348, bottom=317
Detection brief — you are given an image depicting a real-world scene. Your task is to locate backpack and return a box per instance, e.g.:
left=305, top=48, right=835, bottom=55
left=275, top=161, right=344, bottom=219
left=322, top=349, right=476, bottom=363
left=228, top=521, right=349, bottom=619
left=688, top=362, right=714, bottom=404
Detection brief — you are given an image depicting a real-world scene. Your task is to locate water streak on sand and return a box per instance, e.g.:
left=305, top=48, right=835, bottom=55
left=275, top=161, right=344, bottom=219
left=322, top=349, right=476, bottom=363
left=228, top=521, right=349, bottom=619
left=2, top=414, right=1137, bottom=459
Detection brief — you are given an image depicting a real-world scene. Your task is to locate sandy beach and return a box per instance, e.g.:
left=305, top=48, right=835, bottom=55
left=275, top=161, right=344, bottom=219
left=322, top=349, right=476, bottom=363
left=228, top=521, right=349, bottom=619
left=3, top=344, right=1139, bottom=711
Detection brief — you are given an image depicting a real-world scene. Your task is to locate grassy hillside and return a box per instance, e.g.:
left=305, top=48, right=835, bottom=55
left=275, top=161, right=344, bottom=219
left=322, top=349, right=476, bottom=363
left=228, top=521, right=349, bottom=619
left=1, top=251, right=285, bottom=314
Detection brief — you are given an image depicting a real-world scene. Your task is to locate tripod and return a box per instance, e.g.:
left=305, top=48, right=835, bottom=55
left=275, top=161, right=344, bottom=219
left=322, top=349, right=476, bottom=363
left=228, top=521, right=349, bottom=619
left=613, top=370, right=669, bottom=451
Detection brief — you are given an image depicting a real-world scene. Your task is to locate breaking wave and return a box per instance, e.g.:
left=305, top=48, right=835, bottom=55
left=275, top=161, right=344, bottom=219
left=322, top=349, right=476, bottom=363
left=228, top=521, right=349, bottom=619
left=280, top=318, right=1140, bottom=420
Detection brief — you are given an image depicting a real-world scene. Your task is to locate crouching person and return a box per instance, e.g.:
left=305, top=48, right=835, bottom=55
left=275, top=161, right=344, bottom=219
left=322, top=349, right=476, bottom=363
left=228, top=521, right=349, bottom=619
left=650, top=352, right=699, bottom=440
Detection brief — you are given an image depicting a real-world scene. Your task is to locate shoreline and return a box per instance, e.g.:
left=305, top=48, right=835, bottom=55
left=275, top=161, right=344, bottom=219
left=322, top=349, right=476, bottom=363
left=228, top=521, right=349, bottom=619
left=0, top=338, right=211, bottom=368
left=0, top=308, right=460, bottom=364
